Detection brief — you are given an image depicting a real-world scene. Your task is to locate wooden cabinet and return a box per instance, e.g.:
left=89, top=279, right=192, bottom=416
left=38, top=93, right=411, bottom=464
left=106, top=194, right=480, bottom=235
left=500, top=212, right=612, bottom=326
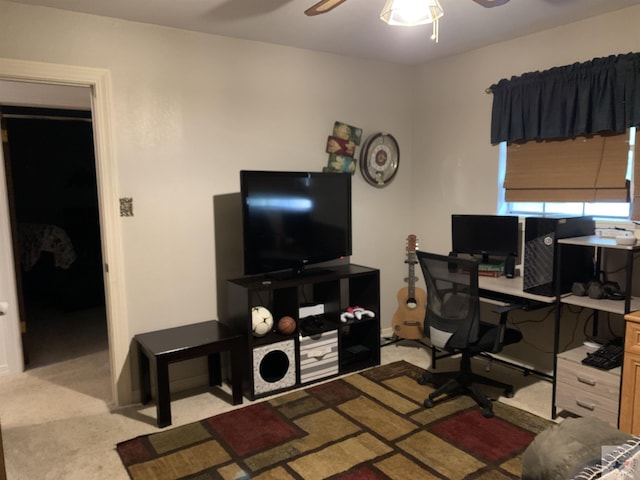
left=620, top=313, right=640, bottom=434
left=224, top=264, right=380, bottom=400
left=556, top=345, right=621, bottom=427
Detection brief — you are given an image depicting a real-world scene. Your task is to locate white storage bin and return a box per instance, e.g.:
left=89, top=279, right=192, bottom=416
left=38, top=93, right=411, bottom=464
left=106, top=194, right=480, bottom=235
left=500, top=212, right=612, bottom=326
left=299, top=330, right=338, bottom=383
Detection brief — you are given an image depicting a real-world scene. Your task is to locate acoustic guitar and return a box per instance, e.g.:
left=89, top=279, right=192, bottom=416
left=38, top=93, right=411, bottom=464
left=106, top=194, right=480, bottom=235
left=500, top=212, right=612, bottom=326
left=391, top=234, right=427, bottom=340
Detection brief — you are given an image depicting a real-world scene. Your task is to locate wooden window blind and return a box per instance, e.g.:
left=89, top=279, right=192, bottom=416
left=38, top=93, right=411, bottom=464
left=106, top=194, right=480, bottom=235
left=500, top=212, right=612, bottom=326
left=504, top=133, right=631, bottom=203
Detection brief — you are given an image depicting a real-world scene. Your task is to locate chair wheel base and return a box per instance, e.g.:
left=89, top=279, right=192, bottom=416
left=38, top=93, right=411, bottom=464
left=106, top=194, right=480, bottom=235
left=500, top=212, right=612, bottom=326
left=504, top=389, right=514, bottom=398
left=417, top=375, right=429, bottom=386
left=423, top=398, right=434, bottom=408
left=481, top=407, right=494, bottom=418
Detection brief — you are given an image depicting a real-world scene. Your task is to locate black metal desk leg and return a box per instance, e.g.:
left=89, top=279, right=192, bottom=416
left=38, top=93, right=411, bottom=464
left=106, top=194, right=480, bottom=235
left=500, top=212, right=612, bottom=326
left=551, top=244, right=563, bottom=420
left=156, top=360, right=172, bottom=428
left=208, top=352, right=222, bottom=386
left=625, top=249, right=634, bottom=314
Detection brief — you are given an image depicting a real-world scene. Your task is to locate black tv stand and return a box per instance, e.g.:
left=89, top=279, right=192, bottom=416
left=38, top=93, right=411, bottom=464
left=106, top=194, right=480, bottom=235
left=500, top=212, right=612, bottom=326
left=267, top=267, right=334, bottom=281
left=225, top=263, right=381, bottom=400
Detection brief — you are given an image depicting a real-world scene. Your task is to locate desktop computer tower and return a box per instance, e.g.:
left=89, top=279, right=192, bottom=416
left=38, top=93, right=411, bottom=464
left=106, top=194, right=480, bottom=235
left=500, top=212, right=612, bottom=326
left=523, top=216, right=595, bottom=297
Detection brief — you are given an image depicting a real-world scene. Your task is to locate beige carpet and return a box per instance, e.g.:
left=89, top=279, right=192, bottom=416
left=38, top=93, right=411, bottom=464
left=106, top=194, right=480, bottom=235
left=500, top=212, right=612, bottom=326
left=0, top=337, right=553, bottom=479
left=117, top=361, right=553, bottom=479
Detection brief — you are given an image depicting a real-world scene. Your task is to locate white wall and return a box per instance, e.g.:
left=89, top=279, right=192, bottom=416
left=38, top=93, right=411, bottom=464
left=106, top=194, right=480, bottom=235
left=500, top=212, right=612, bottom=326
left=411, top=4, right=640, bottom=254
left=410, top=4, right=640, bottom=371
left=1, top=0, right=639, bottom=402
left=0, top=80, right=91, bottom=109
left=0, top=1, right=415, bottom=403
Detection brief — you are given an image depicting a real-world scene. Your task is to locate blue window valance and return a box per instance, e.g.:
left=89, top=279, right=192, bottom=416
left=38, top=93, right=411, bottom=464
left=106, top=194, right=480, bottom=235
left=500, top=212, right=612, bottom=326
left=490, top=52, right=640, bottom=145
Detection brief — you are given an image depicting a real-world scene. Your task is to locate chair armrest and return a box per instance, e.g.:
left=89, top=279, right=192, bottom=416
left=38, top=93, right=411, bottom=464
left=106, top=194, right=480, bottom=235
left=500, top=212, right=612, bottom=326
left=489, top=304, right=520, bottom=353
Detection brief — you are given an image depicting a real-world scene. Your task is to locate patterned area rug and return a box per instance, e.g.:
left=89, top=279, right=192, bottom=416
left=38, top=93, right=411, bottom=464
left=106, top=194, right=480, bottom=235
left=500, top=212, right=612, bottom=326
left=117, top=361, right=552, bottom=479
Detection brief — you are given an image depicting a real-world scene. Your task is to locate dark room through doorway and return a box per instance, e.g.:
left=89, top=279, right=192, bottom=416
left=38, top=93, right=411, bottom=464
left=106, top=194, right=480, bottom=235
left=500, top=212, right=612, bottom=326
left=1, top=106, right=107, bottom=369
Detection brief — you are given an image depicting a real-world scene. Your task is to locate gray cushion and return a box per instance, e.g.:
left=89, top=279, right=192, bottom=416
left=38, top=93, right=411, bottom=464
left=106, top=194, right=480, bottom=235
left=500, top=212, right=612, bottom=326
left=522, top=417, right=632, bottom=480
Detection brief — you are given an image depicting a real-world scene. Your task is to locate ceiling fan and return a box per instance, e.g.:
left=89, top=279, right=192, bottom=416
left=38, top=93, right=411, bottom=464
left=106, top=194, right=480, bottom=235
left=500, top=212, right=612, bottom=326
left=305, top=0, right=510, bottom=16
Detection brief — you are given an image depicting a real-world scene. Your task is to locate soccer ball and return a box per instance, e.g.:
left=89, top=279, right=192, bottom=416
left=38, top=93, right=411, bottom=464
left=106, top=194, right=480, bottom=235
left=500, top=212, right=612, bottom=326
left=251, top=306, right=274, bottom=337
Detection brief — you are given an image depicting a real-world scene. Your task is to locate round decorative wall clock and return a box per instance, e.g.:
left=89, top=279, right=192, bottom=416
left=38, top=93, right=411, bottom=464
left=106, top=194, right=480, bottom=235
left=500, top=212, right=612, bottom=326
left=360, top=132, right=399, bottom=187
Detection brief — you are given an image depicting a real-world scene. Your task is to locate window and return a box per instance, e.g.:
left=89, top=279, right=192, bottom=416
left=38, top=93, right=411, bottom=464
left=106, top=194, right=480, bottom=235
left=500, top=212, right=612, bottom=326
left=498, top=128, right=636, bottom=220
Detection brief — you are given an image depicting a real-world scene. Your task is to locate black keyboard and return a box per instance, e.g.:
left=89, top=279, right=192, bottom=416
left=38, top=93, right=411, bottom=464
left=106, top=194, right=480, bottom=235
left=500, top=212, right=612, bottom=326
left=582, top=343, right=624, bottom=370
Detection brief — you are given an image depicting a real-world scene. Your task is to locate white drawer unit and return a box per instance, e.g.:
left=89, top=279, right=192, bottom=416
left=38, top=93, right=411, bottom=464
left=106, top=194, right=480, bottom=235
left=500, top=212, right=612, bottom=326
left=299, top=330, right=339, bottom=383
left=556, top=345, right=621, bottom=427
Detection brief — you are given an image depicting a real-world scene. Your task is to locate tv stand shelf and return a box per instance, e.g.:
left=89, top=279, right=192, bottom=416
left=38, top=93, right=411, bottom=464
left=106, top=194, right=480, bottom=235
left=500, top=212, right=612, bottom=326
left=224, top=263, right=380, bottom=400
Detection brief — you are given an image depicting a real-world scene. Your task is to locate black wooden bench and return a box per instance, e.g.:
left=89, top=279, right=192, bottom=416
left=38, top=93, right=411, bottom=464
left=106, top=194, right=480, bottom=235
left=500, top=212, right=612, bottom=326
left=135, top=320, right=244, bottom=427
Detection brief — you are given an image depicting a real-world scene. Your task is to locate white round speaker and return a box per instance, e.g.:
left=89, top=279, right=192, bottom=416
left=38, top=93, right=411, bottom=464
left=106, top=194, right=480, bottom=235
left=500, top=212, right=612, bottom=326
left=252, top=339, right=296, bottom=395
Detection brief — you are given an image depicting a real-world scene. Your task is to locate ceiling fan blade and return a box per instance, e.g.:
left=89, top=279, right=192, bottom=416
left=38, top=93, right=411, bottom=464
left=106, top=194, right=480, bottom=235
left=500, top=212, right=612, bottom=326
left=305, top=0, right=349, bottom=16
left=472, top=0, right=510, bottom=7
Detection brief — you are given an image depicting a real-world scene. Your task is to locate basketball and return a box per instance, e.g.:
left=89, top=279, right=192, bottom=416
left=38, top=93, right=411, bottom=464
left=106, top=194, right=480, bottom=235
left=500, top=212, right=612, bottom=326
left=277, top=315, right=296, bottom=335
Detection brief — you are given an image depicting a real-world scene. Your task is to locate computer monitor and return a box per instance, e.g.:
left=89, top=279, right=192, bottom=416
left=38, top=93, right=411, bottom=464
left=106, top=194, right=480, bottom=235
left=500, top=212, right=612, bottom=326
left=451, top=214, right=519, bottom=264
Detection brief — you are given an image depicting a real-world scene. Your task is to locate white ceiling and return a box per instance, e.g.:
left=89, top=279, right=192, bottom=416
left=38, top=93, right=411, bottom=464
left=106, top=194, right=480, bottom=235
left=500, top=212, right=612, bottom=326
left=6, top=0, right=640, bottom=65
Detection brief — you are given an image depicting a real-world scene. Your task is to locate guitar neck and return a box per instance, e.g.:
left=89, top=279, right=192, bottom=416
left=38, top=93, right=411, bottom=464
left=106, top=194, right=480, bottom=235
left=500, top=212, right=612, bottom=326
left=407, top=252, right=416, bottom=297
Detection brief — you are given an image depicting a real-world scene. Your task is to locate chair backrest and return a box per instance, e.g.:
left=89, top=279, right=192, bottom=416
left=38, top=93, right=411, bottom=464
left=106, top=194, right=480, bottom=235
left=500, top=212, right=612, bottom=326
left=416, top=251, right=481, bottom=350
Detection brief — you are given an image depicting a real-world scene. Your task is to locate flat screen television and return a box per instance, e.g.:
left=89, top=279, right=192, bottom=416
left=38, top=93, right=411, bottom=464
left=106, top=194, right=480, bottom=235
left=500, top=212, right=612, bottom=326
left=240, top=170, right=352, bottom=277
left=451, top=214, right=519, bottom=263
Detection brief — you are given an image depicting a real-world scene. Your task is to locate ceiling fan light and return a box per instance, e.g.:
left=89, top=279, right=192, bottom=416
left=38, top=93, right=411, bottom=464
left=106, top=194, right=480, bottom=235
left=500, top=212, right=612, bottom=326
left=380, top=0, right=444, bottom=27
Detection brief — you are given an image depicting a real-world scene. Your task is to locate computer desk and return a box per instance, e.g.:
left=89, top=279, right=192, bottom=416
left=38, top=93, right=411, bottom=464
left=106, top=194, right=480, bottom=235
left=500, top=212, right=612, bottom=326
left=473, top=239, right=639, bottom=420
left=479, top=275, right=555, bottom=308
left=413, top=270, right=586, bottom=419
left=477, top=275, right=556, bottom=380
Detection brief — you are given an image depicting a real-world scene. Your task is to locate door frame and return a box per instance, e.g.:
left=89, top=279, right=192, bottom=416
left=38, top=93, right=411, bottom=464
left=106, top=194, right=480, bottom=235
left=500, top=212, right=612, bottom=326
left=0, top=58, right=129, bottom=406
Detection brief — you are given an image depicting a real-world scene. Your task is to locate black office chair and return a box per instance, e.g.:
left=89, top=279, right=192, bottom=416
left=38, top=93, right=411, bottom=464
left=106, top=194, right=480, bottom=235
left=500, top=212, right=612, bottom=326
left=416, top=251, right=523, bottom=418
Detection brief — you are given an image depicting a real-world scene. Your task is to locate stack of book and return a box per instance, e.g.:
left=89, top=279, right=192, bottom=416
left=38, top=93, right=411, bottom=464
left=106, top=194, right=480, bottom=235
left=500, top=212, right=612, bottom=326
left=478, top=262, right=504, bottom=277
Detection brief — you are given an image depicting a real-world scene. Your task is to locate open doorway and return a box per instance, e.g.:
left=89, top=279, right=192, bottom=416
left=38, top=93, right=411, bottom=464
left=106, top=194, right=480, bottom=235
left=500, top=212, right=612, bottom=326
left=0, top=62, right=126, bottom=406
left=1, top=106, right=107, bottom=369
